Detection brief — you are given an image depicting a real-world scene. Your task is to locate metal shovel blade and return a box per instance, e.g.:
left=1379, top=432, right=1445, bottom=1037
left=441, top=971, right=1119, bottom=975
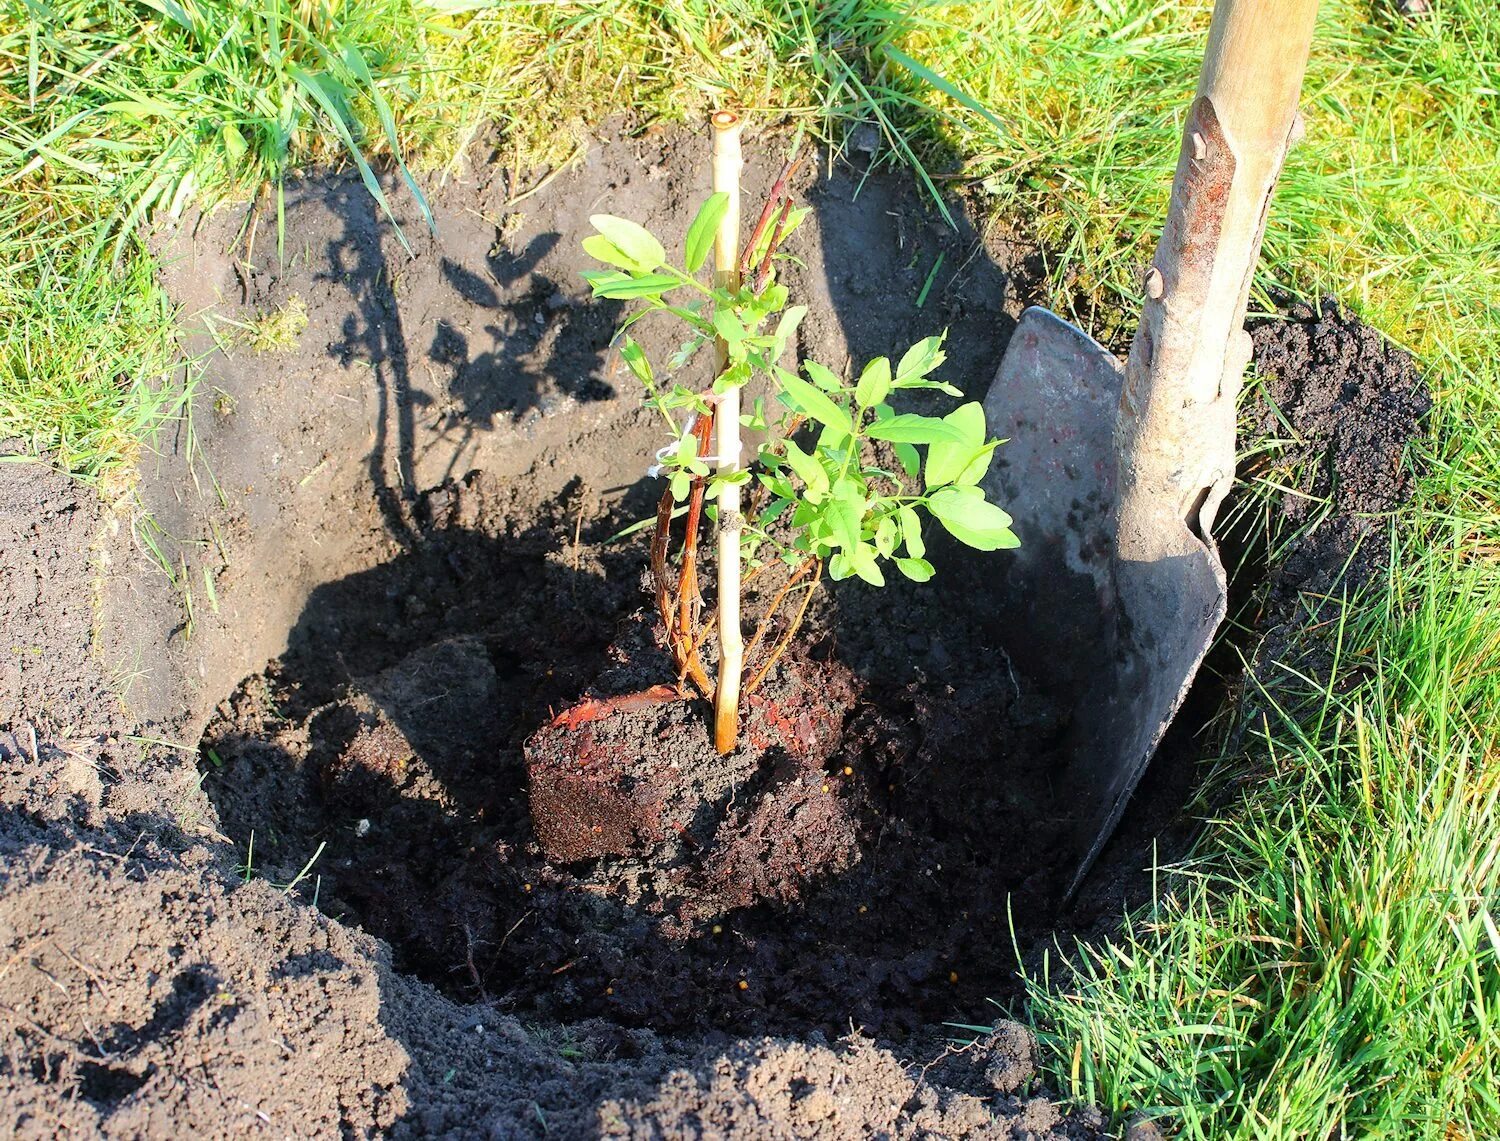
left=982, top=306, right=1228, bottom=895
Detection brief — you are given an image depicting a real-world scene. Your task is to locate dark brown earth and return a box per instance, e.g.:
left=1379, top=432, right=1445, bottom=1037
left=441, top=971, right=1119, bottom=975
left=1242, top=297, right=1432, bottom=705
left=1, top=125, right=1426, bottom=1137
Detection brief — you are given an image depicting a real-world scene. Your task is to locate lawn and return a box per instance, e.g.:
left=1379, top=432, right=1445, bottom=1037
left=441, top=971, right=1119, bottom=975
left=4, top=0, right=1498, bottom=1135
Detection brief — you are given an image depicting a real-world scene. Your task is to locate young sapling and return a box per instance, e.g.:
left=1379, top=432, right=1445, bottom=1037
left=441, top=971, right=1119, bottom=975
left=581, top=114, right=1019, bottom=753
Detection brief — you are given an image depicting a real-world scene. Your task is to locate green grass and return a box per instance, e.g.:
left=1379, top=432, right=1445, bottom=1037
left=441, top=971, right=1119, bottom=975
left=4, top=0, right=1499, bottom=1135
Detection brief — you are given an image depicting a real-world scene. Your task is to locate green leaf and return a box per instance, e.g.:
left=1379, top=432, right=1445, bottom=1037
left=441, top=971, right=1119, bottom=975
left=896, top=557, right=936, bottom=582
left=583, top=272, right=680, bottom=299
left=684, top=192, right=730, bottom=273
left=582, top=233, right=637, bottom=271
left=898, top=506, right=926, bottom=558
left=924, top=402, right=990, bottom=487
left=777, top=368, right=854, bottom=439
left=772, top=305, right=807, bottom=360
left=708, top=471, right=752, bottom=495
left=895, top=334, right=948, bottom=385
left=668, top=336, right=707, bottom=369
left=898, top=378, right=965, bottom=397
left=822, top=485, right=865, bottom=551
left=712, top=360, right=752, bottom=394
left=758, top=498, right=793, bottom=526
left=782, top=440, right=829, bottom=500
left=874, top=515, right=899, bottom=557
left=850, top=543, right=886, bottom=586
left=865, top=414, right=967, bottom=445
left=618, top=337, right=653, bottom=384
left=855, top=357, right=892, bottom=408
left=894, top=442, right=921, bottom=477
left=589, top=215, right=665, bottom=272
left=662, top=304, right=713, bottom=331
left=661, top=384, right=710, bottom=412
left=713, top=306, right=747, bottom=344
left=670, top=470, right=691, bottom=501
left=804, top=360, right=844, bottom=393
left=953, top=443, right=998, bottom=488
left=927, top=486, right=1019, bottom=551
left=741, top=397, right=768, bottom=431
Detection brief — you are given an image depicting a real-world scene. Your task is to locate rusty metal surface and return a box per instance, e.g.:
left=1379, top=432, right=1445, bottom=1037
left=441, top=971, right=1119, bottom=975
left=983, top=298, right=1229, bottom=896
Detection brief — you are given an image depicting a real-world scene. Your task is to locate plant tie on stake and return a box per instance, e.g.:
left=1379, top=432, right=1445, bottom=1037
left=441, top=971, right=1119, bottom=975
left=580, top=112, right=1020, bottom=751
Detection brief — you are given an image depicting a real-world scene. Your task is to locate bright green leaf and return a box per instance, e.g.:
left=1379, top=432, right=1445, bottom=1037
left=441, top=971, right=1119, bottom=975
left=583, top=271, right=680, bottom=299
left=927, top=486, right=1019, bottom=551
left=777, top=368, right=854, bottom=439
left=772, top=305, right=807, bottom=360
left=713, top=306, right=747, bottom=344
left=894, top=442, right=921, bottom=477
left=954, top=442, right=998, bottom=488
left=804, top=360, right=844, bottom=393
left=782, top=440, right=829, bottom=500
left=684, top=192, right=730, bottom=273
left=618, top=337, right=653, bottom=385
left=866, top=414, right=967, bottom=445
left=850, top=543, right=886, bottom=586
left=582, top=233, right=642, bottom=272
left=898, top=506, right=926, bottom=558
left=896, top=557, right=935, bottom=582
left=924, top=402, right=990, bottom=487
left=855, top=357, right=892, bottom=408
left=895, top=334, right=948, bottom=384
left=822, top=482, right=866, bottom=552
left=712, top=360, right=752, bottom=394
left=589, top=214, right=665, bottom=271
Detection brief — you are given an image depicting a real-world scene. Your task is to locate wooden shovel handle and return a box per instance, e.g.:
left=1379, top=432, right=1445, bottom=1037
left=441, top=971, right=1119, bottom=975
left=1115, top=0, right=1319, bottom=559
left=1200, top=0, right=1320, bottom=149
left=1196, top=0, right=1320, bottom=350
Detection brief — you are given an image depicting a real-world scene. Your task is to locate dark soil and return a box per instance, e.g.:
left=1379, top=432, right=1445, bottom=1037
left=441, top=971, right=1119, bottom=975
left=200, top=463, right=1073, bottom=1039
left=1240, top=297, right=1432, bottom=707
left=1, top=123, right=1427, bottom=1137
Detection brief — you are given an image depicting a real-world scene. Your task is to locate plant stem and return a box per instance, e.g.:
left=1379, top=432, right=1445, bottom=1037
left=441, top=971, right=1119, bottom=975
left=710, top=109, right=744, bottom=755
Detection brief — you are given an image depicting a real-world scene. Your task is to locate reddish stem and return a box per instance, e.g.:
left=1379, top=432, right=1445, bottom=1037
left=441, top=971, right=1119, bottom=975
left=737, top=156, right=803, bottom=278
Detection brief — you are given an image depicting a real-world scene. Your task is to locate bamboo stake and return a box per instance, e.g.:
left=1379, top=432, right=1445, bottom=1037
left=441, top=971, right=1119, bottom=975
left=710, top=110, right=744, bottom=755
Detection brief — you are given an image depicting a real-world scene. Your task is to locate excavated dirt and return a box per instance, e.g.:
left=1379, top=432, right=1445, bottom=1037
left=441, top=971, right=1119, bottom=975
left=1242, top=298, right=1432, bottom=704
left=1, top=125, right=1427, bottom=1137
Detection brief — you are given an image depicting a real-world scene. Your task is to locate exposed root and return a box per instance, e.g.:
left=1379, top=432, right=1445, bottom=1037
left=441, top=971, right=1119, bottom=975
left=746, top=557, right=822, bottom=694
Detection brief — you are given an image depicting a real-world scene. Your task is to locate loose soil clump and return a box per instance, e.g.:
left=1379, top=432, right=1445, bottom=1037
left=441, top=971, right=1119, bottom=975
left=1, top=126, right=1428, bottom=1136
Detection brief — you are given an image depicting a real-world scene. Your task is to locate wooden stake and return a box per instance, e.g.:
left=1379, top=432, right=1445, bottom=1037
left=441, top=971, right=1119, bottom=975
left=710, top=110, right=744, bottom=755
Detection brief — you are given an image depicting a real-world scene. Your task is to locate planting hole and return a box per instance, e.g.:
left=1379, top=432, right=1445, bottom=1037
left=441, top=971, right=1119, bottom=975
left=183, top=138, right=1423, bottom=1047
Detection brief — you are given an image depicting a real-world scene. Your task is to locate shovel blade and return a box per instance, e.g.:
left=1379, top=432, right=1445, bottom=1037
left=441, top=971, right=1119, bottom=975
left=982, top=306, right=1227, bottom=894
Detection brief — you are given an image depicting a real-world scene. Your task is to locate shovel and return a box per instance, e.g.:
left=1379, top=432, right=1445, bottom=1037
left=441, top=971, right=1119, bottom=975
left=981, top=0, right=1320, bottom=894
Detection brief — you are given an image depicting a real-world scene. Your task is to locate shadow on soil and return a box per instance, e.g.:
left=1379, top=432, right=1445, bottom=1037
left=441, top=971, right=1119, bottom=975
left=193, top=133, right=1427, bottom=1135
left=199, top=150, right=1118, bottom=1058
left=312, top=179, right=623, bottom=544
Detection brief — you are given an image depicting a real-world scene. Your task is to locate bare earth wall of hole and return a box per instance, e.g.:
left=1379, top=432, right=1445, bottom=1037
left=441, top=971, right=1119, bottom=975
left=186, top=132, right=1115, bottom=1037
left=0, top=125, right=1426, bottom=1138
